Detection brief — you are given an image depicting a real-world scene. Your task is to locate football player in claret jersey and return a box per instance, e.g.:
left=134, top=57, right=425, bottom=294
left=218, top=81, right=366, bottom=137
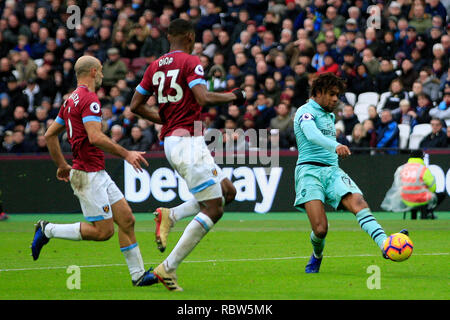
left=31, top=56, right=158, bottom=286
left=130, top=18, right=247, bottom=291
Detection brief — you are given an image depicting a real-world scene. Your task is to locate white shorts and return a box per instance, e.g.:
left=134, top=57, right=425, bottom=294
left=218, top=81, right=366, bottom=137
left=70, top=169, right=124, bottom=222
left=164, top=135, right=224, bottom=202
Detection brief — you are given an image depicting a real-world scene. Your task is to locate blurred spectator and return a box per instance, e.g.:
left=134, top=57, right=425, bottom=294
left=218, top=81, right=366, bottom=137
left=23, top=78, right=42, bottom=114
left=409, top=80, right=424, bottom=109
left=112, top=106, right=137, bottom=136
left=6, top=105, right=28, bottom=132
left=311, top=41, right=328, bottom=71
left=335, top=121, right=350, bottom=146
left=429, top=87, right=450, bottom=125
left=350, top=64, right=374, bottom=95
left=378, top=31, right=398, bottom=61
left=6, top=75, right=27, bottom=108
left=382, top=78, right=410, bottom=112
left=419, top=118, right=447, bottom=148
left=3, top=15, right=32, bottom=50
left=413, top=93, right=433, bottom=125
left=393, top=99, right=417, bottom=127
left=15, top=50, right=36, bottom=85
left=270, top=102, right=294, bottom=149
left=316, top=54, right=339, bottom=75
left=362, top=48, right=380, bottom=78
left=362, top=119, right=378, bottom=148
left=102, top=47, right=128, bottom=90
left=399, top=58, right=419, bottom=91
left=141, top=26, right=169, bottom=59
left=426, top=0, right=447, bottom=23
left=377, top=109, right=399, bottom=154
left=418, top=67, right=441, bottom=102
left=342, top=104, right=360, bottom=136
left=263, top=77, right=281, bottom=106
left=9, top=129, right=33, bottom=153
left=432, top=43, right=448, bottom=72
left=408, top=3, right=432, bottom=34
left=368, top=105, right=382, bottom=130
left=207, top=64, right=227, bottom=92
left=120, top=125, right=152, bottom=151
left=0, top=93, right=13, bottom=129
left=350, top=123, right=370, bottom=154
left=0, top=130, right=14, bottom=153
left=375, top=60, right=398, bottom=94
left=110, top=124, right=125, bottom=145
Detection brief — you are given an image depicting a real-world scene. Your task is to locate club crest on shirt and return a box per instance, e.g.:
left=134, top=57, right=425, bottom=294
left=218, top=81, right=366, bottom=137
left=102, top=205, right=110, bottom=213
left=212, top=168, right=218, bottom=176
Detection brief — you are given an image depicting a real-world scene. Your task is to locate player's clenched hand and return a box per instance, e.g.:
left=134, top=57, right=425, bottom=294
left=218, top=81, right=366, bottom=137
left=231, top=88, right=246, bottom=105
left=336, top=144, right=351, bottom=158
left=125, top=151, right=149, bottom=172
left=57, top=164, right=72, bottom=182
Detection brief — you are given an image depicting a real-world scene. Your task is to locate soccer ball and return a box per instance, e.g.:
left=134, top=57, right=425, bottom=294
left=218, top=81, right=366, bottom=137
left=383, top=233, right=414, bottom=262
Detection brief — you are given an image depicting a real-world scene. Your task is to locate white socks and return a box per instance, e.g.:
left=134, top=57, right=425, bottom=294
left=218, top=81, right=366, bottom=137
left=164, top=212, right=214, bottom=272
left=121, top=243, right=145, bottom=281
left=170, top=198, right=200, bottom=223
left=44, top=222, right=82, bottom=241
left=170, top=196, right=226, bottom=224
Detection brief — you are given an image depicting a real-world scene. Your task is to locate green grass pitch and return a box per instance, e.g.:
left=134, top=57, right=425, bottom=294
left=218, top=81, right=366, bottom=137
left=0, top=212, right=449, bottom=300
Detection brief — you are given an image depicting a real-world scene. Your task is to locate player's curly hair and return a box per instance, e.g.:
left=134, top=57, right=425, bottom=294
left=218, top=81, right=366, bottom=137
left=168, top=18, right=194, bottom=37
left=310, top=73, right=346, bottom=97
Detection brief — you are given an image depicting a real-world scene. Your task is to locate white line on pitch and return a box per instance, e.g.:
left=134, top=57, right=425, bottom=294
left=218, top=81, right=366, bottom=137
left=0, top=252, right=448, bottom=272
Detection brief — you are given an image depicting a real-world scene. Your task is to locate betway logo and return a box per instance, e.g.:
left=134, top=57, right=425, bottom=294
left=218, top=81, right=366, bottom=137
left=123, top=162, right=283, bottom=213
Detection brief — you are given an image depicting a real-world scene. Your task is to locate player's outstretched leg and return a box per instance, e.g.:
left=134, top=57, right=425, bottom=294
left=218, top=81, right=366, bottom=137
left=31, top=220, right=50, bottom=260
left=153, top=196, right=225, bottom=291
left=304, top=200, right=327, bottom=273
left=31, top=220, right=84, bottom=260
left=305, top=231, right=325, bottom=273
left=112, top=198, right=159, bottom=286
left=153, top=179, right=235, bottom=253
left=31, top=219, right=115, bottom=261
left=341, top=194, right=391, bottom=257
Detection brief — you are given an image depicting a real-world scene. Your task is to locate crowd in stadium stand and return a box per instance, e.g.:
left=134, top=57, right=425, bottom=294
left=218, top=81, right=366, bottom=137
left=0, top=0, right=449, bottom=155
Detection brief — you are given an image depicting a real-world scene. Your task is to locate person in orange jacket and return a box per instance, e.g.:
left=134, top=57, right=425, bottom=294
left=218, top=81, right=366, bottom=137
left=381, top=150, right=446, bottom=219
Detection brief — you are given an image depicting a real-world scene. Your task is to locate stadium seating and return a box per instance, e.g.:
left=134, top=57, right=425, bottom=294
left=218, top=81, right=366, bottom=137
left=408, top=124, right=432, bottom=149
left=377, top=92, right=392, bottom=112
left=354, top=102, right=371, bottom=122
left=398, top=124, right=411, bottom=149
left=345, top=92, right=356, bottom=106
left=130, top=57, right=148, bottom=73
left=357, top=92, right=379, bottom=106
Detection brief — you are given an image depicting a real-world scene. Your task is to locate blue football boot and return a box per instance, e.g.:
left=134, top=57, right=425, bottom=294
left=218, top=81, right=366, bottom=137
left=31, top=220, right=50, bottom=261
left=132, top=267, right=159, bottom=287
left=305, top=253, right=322, bottom=273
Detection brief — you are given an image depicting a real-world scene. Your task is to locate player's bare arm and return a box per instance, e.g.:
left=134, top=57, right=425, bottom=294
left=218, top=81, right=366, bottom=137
left=130, top=91, right=163, bottom=124
left=44, top=121, right=72, bottom=182
left=191, top=84, right=246, bottom=106
left=84, top=121, right=149, bottom=172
